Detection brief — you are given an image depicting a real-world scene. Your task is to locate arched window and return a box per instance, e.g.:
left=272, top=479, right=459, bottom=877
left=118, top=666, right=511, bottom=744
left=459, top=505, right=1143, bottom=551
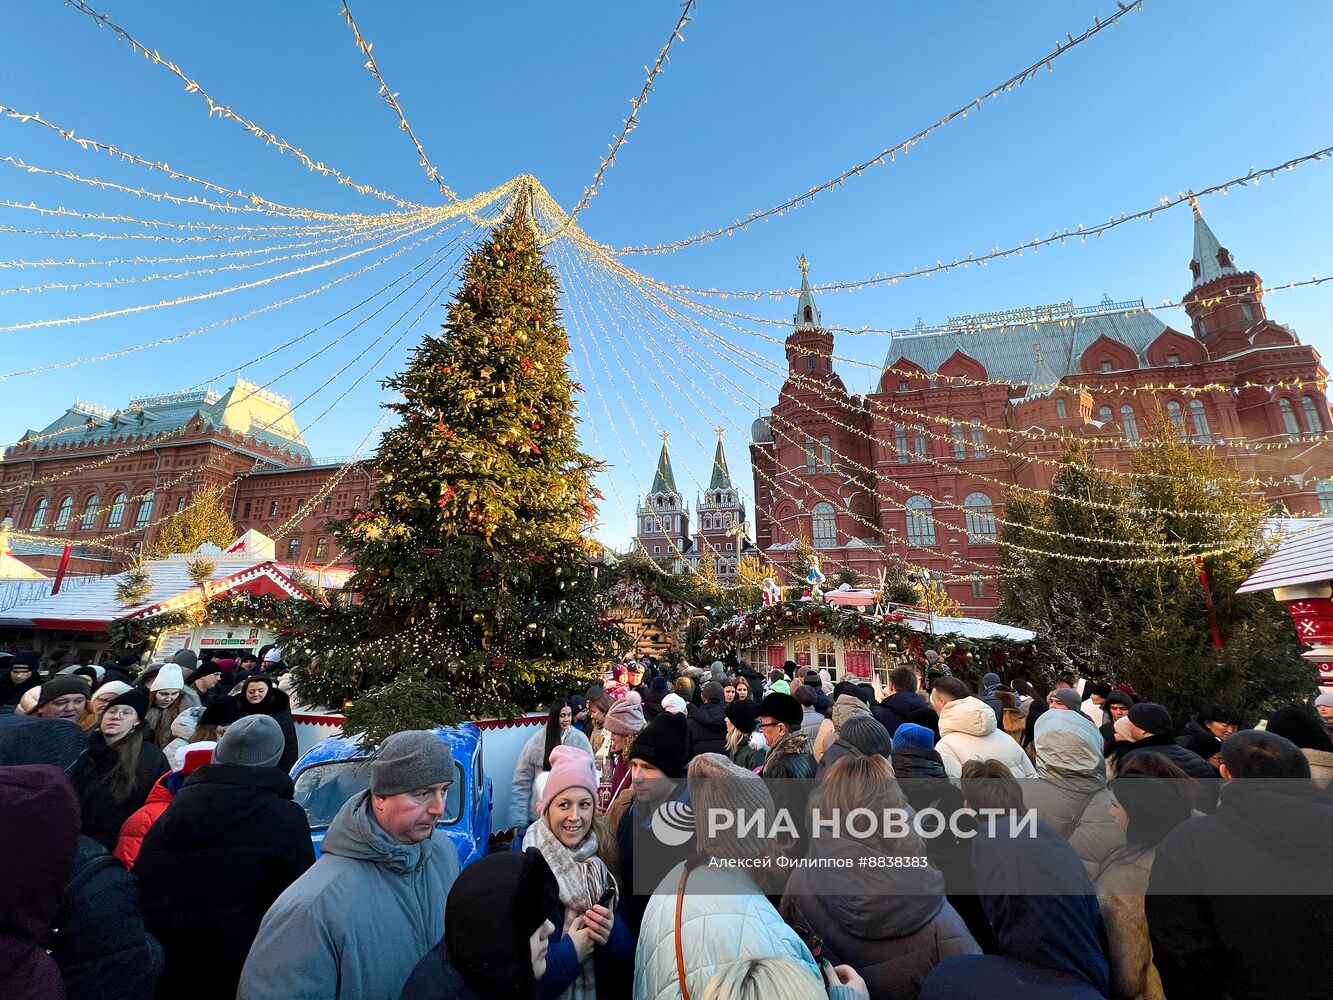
left=951, top=424, right=966, bottom=460
left=286, top=537, right=301, bottom=560
left=1097, top=406, right=1113, bottom=424
left=314, top=537, right=329, bottom=560
left=1319, top=481, right=1333, bottom=515
left=176, top=495, right=187, bottom=512
left=79, top=495, right=99, bottom=531
left=807, top=354, right=816, bottom=372
left=1302, top=396, right=1324, bottom=434
left=803, top=305, right=813, bottom=323
left=970, top=418, right=986, bottom=458
left=1189, top=399, right=1212, bottom=443
left=820, top=435, right=832, bottom=471
left=135, top=492, right=155, bottom=529
left=895, top=426, right=909, bottom=464
left=912, top=425, right=927, bottom=458
left=107, top=493, right=127, bottom=528
left=805, top=436, right=817, bottom=475
left=1120, top=405, right=1139, bottom=441
left=905, top=496, right=936, bottom=546
left=29, top=498, right=48, bottom=529
left=964, top=492, right=997, bottom=542
left=1166, top=401, right=1186, bottom=438
left=1279, top=398, right=1301, bottom=438
left=53, top=496, right=74, bottom=531
left=1055, top=398, right=1068, bottom=419
left=811, top=503, right=837, bottom=549
left=970, top=573, right=986, bottom=599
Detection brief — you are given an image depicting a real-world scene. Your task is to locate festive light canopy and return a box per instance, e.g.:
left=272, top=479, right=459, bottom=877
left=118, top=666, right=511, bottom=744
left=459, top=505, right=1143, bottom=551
left=0, top=3, right=1328, bottom=590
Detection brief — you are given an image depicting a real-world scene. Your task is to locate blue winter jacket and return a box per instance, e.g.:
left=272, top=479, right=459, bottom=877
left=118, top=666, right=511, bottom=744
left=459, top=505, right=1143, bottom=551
left=238, top=790, right=461, bottom=1000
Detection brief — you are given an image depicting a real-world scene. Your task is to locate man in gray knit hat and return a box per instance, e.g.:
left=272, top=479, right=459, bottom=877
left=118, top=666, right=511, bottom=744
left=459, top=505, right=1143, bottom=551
left=240, top=730, right=461, bottom=1000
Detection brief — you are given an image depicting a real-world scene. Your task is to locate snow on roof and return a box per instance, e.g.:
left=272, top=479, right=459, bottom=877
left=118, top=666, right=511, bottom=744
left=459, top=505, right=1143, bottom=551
left=1238, top=518, right=1333, bottom=594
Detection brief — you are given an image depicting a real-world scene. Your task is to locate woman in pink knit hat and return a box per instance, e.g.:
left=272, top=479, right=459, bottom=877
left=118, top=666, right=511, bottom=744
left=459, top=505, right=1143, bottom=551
left=600, top=692, right=645, bottom=825
left=519, top=744, right=633, bottom=998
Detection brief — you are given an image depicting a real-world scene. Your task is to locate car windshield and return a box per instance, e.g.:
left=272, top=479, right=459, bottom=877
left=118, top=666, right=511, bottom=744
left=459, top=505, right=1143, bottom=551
left=294, top=759, right=464, bottom=829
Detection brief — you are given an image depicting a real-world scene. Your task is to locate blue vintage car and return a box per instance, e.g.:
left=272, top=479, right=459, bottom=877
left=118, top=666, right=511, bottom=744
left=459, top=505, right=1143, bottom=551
left=290, top=723, right=493, bottom=868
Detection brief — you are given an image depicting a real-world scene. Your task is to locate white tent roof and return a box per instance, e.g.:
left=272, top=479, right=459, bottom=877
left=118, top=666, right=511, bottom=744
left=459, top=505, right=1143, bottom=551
left=913, top=615, right=1036, bottom=642
left=1239, top=518, right=1333, bottom=594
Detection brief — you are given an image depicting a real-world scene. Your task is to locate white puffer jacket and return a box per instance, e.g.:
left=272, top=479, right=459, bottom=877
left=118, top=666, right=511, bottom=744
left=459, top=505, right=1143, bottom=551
left=936, top=696, right=1038, bottom=785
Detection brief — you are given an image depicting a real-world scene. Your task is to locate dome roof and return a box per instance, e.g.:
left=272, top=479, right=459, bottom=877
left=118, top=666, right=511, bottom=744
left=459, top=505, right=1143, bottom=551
left=750, top=417, right=773, bottom=443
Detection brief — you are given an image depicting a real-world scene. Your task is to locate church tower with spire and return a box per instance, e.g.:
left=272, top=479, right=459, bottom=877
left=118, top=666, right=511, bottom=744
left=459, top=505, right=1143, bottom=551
left=1182, top=195, right=1271, bottom=357
left=634, top=434, right=692, bottom=572
left=693, top=429, right=749, bottom=581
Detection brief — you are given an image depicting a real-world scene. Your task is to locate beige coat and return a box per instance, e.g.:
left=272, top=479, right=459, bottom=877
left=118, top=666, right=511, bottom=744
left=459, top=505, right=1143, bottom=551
left=1095, top=846, right=1166, bottom=1000
left=1303, top=747, right=1333, bottom=789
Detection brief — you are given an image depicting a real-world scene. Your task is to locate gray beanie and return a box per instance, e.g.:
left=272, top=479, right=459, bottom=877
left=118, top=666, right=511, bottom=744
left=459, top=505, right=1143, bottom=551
left=688, top=752, right=775, bottom=862
left=172, top=648, right=199, bottom=673
left=369, top=730, right=455, bottom=797
left=839, top=715, right=893, bottom=758
left=214, top=714, right=285, bottom=768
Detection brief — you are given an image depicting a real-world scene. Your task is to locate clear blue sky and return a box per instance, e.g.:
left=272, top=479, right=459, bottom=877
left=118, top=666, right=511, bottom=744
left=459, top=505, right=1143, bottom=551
left=2, top=1, right=1330, bottom=549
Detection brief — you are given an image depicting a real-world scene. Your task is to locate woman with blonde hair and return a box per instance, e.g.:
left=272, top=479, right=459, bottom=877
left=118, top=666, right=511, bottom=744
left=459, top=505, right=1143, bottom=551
left=702, top=957, right=868, bottom=1000
left=781, top=755, right=979, bottom=1000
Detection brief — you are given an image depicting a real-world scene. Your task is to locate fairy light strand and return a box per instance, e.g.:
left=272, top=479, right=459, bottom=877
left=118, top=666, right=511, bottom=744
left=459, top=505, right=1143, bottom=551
left=62, top=0, right=430, bottom=212
left=616, top=0, right=1143, bottom=255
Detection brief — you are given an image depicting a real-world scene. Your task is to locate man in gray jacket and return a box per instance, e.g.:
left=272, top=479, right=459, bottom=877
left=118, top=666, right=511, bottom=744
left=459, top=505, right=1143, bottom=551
left=238, top=730, right=461, bottom=1000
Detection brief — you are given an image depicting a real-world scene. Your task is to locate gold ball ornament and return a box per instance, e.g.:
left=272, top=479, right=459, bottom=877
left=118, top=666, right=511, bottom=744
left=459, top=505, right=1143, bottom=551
left=472, top=613, right=485, bottom=624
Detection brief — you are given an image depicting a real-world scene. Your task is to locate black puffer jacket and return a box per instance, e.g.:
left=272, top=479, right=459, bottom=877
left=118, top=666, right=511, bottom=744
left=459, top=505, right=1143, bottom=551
left=50, top=836, right=162, bottom=1000
left=1115, top=735, right=1220, bottom=812
left=136, top=762, right=315, bottom=999
left=686, top=701, right=728, bottom=758
left=238, top=687, right=299, bottom=771
left=1146, top=780, right=1333, bottom=1000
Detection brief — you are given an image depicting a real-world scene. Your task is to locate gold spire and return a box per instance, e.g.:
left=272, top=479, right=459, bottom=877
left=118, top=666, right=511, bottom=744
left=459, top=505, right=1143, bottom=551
left=1188, top=191, right=1202, bottom=218
left=797, top=253, right=810, bottom=278
left=660, top=430, right=670, bottom=443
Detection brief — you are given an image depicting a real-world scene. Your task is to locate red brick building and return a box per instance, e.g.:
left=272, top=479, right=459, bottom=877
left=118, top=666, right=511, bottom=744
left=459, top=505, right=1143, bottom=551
left=750, top=206, right=1333, bottom=615
left=1, top=378, right=373, bottom=575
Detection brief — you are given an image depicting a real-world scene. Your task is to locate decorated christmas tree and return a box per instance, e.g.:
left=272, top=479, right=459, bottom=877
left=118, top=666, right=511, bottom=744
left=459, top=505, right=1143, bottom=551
left=292, top=207, right=618, bottom=740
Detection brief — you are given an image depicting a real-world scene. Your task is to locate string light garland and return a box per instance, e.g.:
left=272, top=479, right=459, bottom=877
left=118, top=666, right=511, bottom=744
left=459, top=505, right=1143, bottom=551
left=622, top=252, right=1333, bottom=485
left=615, top=0, right=1143, bottom=255
left=0, top=155, right=366, bottom=221
left=0, top=103, right=369, bottom=223
left=554, top=227, right=996, bottom=584
left=634, top=143, right=1333, bottom=298
left=554, top=0, right=698, bottom=231
left=0, top=210, right=462, bottom=332
left=338, top=0, right=463, bottom=206
left=62, top=0, right=430, bottom=212
left=0, top=218, right=434, bottom=298
left=554, top=235, right=710, bottom=579
left=626, top=280, right=1323, bottom=566
left=631, top=258, right=1310, bottom=528
left=0, top=215, right=465, bottom=381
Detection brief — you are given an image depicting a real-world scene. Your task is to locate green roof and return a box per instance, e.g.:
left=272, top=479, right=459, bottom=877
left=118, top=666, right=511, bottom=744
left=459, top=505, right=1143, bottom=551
left=649, top=442, right=678, bottom=495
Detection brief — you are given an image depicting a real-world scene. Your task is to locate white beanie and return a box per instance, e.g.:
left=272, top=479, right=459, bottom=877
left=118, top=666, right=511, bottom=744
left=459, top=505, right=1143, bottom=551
left=662, top=693, right=688, bottom=715
left=150, top=663, right=185, bottom=692
left=264, top=647, right=282, bottom=663
left=92, top=680, right=133, bottom=701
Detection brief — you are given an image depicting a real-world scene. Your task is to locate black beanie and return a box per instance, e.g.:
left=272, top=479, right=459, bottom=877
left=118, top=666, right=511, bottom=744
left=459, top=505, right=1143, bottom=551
left=199, top=696, right=243, bottom=728
left=1128, top=702, right=1175, bottom=738
left=447, top=846, right=559, bottom=996
left=725, top=699, right=760, bottom=733
left=758, top=692, right=803, bottom=730
left=106, top=686, right=150, bottom=722
left=628, top=712, right=690, bottom=779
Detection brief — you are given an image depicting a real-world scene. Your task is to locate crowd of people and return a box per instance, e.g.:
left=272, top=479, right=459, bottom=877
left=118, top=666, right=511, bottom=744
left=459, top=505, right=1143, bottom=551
left=3, top=644, right=1333, bottom=1000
